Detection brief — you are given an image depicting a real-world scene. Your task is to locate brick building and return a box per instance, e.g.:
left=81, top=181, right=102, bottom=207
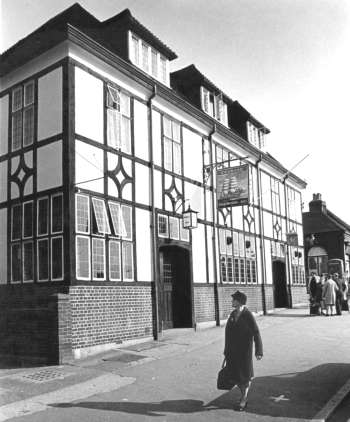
left=303, top=193, right=350, bottom=278
left=0, top=4, right=307, bottom=364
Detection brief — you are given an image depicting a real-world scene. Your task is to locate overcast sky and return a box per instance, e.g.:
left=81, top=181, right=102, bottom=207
left=2, top=0, right=350, bottom=220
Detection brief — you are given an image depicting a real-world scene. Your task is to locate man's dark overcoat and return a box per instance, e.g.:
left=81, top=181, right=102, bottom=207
left=224, top=307, right=263, bottom=386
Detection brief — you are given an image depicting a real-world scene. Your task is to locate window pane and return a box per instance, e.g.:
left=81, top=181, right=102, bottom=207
left=12, top=110, right=22, bottom=150
left=52, top=194, right=63, bottom=233
left=164, top=138, right=172, bottom=171
left=169, top=217, right=179, bottom=240
left=23, top=241, right=33, bottom=281
left=220, top=256, right=227, bottom=282
left=23, top=201, right=33, bottom=238
left=159, top=56, right=167, bottom=83
left=12, top=204, right=22, bottom=240
left=121, top=205, right=132, bottom=240
left=158, top=215, right=168, bottom=237
left=92, top=238, right=105, bottom=280
left=120, top=92, right=130, bottom=117
left=109, top=240, right=121, bottom=280
left=172, top=122, right=181, bottom=142
left=38, top=239, right=49, bottom=281
left=92, top=198, right=111, bottom=234
left=11, top=243, right=21, bottom=282
left=76, top=236, right=90, bottom=279
left=121, top=116, right=131, bottom=153
left=131, top=35, right=139, bottom=65
left=107, top=108, right=121, bottom=148
left=151, top=49, right=158, bottom=77
left=142, top=42, right=149, bottom=72
left=240, top=258, right=245, bottom=282
left=122, top=242, right=133, bottom=280
left=107, top=86, right=120, bottom=109
left=163, top=117, right=172, bottom=138
left=180, top=224, right=189, bottom=242
left=109, top=202, right=121, bottom=235
left=76, top=195, right=89, bottom=233
left=24, top=81, right=34, bottom=106
left=227, top=257, right=233, bottom=282
left=23, top=106, right=34, bottom=146
left=12, top=87, right=23, bottom=111
left=51, top=237, right=63, bottom=280
left=173, top=142, right=181, bottom=174
left=219, top=229, right=226, bottom=255
left=37, top=198, right=48, bottom=235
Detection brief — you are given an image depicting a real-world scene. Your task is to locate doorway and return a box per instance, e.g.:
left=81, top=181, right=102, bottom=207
left=159, top=246, right=192, bottom=330
left=272, top=260, right=288, bottom=308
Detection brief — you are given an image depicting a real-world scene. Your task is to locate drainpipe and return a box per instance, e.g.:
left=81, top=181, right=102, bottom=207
left=255, top=154, right=267, bottom=315
left=282, top=174, right=293, bottom=308
left=147, top=85, right=160, bottom=339
left=208, top=124, right=220, bottom=326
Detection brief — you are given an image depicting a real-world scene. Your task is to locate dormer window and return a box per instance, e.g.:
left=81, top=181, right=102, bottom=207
left=247, top=121, right=266, bottom=151
left=128, top=31, right=169, bottom=85
left=200, top=87, right=228, bottom=126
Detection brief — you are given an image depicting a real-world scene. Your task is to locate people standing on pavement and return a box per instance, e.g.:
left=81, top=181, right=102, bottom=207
left=309, top=272, right=318, bottom=301
left=314, top=277, right=324, bottom=315
left=340, top=276, right=349, bottom=311
left=322, top=274, right=338, bottom=316
left=224, top=291, right=263, bottom=411
left=332, top=273, right=343, bottom=315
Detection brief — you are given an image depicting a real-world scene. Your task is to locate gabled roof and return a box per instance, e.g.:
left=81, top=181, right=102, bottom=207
left=231, top=101, right=270, bottom=134
left=0, top=3, right=177, bottom=77
left=101, top=9, right=177, bottom=60
left=303, top=202, right=350, bottom=234
left=171, top=64, right=233, bottom=104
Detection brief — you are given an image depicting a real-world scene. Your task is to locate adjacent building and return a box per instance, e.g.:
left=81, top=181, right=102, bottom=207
left=0, top=4, right=307, bottom=364
left=303, top=193, right=350, bottom=278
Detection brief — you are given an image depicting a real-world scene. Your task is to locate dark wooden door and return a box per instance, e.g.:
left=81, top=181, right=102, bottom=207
left=159, top=250, right=174, bottom=329
left=272, top=260, right=288, bottom=307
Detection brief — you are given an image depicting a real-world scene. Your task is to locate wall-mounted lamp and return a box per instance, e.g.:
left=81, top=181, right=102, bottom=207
left=226, top=236, right=232, bottom=245
left=182, top=205, right=198, bottom=229
left=245, top=240, right=251, bottom=249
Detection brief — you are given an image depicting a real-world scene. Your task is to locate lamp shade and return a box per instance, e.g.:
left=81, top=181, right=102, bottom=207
left=182, top=206, right=198, bottom=229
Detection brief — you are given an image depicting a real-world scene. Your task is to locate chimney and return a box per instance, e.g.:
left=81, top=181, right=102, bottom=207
left=309, top=193, right=326, bottom=213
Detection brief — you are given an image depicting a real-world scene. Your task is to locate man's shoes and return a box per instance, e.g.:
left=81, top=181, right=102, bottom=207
left=238, top=401, right=248, bottom=411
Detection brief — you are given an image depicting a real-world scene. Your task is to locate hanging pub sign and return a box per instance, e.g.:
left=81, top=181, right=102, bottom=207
left=217, top=164, right=249, bottom=208
left=286, top=232, right=298, bottom=246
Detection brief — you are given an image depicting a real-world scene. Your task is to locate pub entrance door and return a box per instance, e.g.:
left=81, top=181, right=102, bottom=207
left=272, top=260, right=289, bottom=308
left=159, top=246, right=192, bottom=330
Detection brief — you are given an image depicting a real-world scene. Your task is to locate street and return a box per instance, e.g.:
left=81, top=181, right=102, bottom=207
left=1, top=306, right=350, bottom=421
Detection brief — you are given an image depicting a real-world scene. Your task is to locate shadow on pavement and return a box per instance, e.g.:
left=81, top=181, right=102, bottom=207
left=51, top=364, right=350, bottom=419
left=266, top=313, right=310, bottom=318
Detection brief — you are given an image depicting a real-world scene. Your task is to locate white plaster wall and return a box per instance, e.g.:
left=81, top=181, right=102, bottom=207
left=263, top=211, right=273, bottom=238
left=0, top=95, right=9, bottom=156
left=0, top=208, right=7, bottom=283
left=256, top=237, right=262, bottom=284
left=38, top=67, right=63, bottom=141
left=135, top=162, right=150, bottom=206
left=134, top=100, right=149, bottom=161
left=135, top=208, right=152, bottom=281
left=152, top=110, right=161, bottom=166
left=0, top=161, right=7, bottom=202
left=192, top=222, right=207, bottom=283
left=184, top=181, right=204, bottom=220
left=232, top=206, right=243, bottom=230
left=183, top=127, right=203, bottom=182
left=154, top=169, right=162, bottom=209
left=75, top=67, right=103, bottom=143
left=206, top=225, right=215, bottom=283
left=264, top=239, right=273, bottom=284
left=260, top=171, right=272, bottom=210
left=37, top=140, right=62, bottom=191
left=75, top=140, right=104, bottom=193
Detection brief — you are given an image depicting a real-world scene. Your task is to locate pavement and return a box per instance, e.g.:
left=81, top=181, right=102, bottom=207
left=0, top=305, right=350, bottom=421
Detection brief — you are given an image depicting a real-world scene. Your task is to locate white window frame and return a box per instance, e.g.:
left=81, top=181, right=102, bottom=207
left=158, top=214, right=169, bottom=238
left=92, top=237, right=106, bottom=281
left=22, top=240, right=34, bottom=283
left=76, top=235, right=91, bottom=280
left=92, top=197, right=111, bottom=235
left=37, top=238, right=49, bottom=282
left=109, top=240, right=121, bottom=281
left=37, top=196, right=49, bottom=237
left=51, top=193, right=63, bottom=234
left=22, top=200, right=33, bottom=239
left=76, top=194, right=90, bottom=234
left=122, top=241, right=134, bottom=281
left=51, top=236, right=64, bottom=281
left=169, top=216, right=179, bottom=240
left=121, top=205, right=132, bottom=240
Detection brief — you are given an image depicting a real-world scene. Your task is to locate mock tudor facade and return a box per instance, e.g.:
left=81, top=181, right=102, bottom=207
left=0, top=4, right=307, bottom=364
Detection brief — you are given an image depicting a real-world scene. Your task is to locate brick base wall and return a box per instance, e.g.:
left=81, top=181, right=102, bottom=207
left=265, top=285, right=275, bottom=310
left=193, top=285, right=216, bottom=323
left=69, top=284, right=153, bottom=351
left=291, top=285, right=308, bottom=305
left=218, top=285, right=265, bottom=319
left=0, top=285, right=70, bottom=365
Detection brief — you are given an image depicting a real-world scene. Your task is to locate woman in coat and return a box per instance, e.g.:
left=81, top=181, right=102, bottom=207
left=322, top=274, right=339, bottom=316
left=224, top=291, right=263, bottom=411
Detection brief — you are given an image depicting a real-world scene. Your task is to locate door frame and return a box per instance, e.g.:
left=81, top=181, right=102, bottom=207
left=272, top=258, right=289, bottom=308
